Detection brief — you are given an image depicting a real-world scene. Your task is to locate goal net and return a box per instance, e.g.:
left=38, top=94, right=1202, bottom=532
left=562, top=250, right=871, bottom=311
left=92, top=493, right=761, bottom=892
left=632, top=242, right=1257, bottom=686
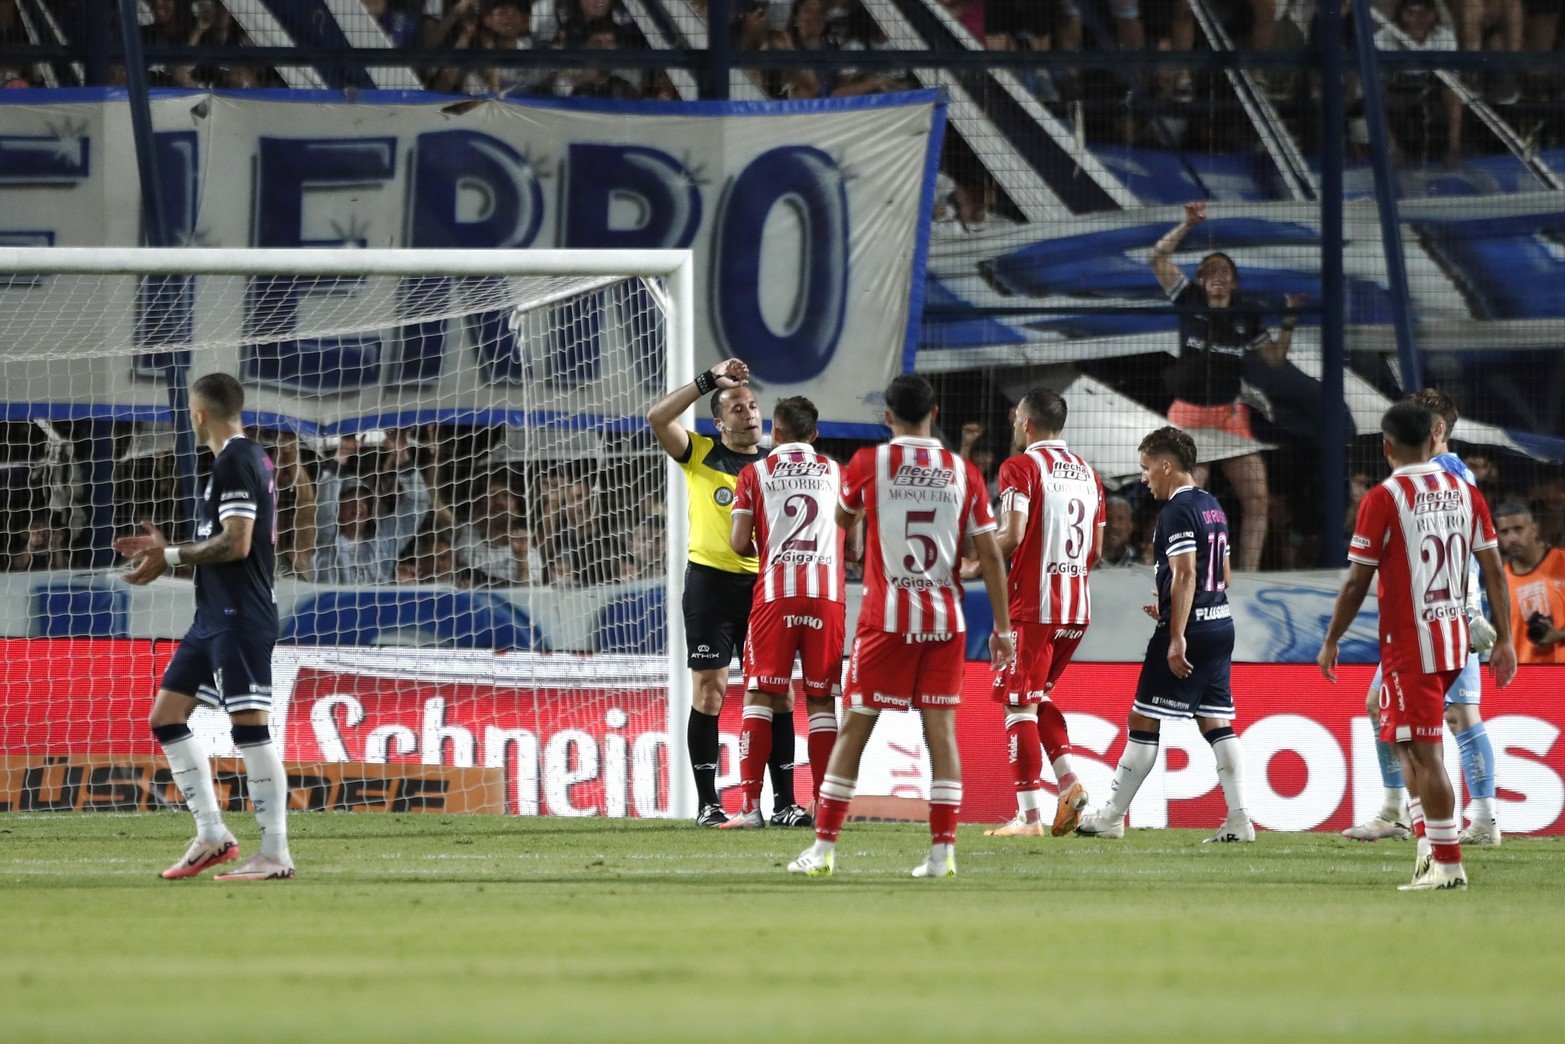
left=0, top=247, right=696, bottom=819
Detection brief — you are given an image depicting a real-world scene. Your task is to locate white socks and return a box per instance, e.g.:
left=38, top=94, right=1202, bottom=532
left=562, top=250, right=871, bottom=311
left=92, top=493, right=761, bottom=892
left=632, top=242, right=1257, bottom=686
left=1105, top=731, right=1160, bottom=818
left=1382, top=787, right=1408, bottom=821
left=234, top=727, right=291, bottom=863
left=159, top=731, right=227, bottom=843
left=1206, top=728, right=1249, bottom=819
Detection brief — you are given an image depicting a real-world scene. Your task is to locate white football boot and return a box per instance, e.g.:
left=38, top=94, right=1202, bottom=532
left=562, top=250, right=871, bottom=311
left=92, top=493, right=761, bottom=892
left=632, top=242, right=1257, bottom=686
left=1459, top=820, right=1502, bottom=847
left=213, top=852, right=295, bottom=882
left=1399, top=860, right=1468, bottom=891
left=911, top=846, right=957, bottom=878
left=1342, top=811, right=1411, bottom=841
left=787, top=847, right=835, bottom=877
left=1204, top=812, right=1256, bottom=843
left=1075, top=807, right=1126, bottom=839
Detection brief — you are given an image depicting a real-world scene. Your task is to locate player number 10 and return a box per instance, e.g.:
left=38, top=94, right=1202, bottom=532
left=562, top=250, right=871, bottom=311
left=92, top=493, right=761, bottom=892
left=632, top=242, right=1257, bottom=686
left=1205, top=532, right=1228, bottom=592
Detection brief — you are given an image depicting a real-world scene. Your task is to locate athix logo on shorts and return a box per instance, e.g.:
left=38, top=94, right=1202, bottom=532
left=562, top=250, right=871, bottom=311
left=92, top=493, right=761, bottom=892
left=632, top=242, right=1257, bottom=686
left=892, top=464, right=954, bottom=488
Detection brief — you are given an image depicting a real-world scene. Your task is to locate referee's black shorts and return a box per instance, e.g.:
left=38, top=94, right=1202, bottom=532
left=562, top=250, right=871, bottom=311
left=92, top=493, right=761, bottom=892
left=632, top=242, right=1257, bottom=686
left=683, top=561, right=756, bottom=670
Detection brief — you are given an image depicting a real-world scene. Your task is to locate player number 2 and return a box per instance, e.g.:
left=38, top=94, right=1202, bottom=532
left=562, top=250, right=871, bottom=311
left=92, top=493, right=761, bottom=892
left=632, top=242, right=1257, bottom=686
left=1205, top=532, right=1228, bottom=592
left=902, top=509, right=939, bottom=573
left=780, top=493, right=819, bottom=553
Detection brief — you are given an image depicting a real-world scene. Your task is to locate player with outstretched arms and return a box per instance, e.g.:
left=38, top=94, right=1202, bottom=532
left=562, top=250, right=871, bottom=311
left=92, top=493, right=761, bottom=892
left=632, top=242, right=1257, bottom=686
left=984, top=389, right=1104, bottom=838
left=787, top=374, right=1014, bottom=879
left=1077, top=427, right=1255, bottom=843
left=1343, top=389, right=1506, bottom=846
left=720, top=396, right=845, bottom=828
left=115, top=373, right=294, bottom=881
left=1319, top=401, right=1516, bottom=891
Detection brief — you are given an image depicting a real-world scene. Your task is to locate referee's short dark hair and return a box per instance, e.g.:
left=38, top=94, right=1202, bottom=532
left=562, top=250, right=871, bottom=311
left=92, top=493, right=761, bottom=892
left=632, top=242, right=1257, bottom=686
left=1018, top=388, right=1067, bottom=434
left=772, top=396, right=818, bottom=443
left=191, top=373, right=244, bottom=421
left=884, top=374, right=936, bottom=425
left=1139, top=425, right=1198, bottom=471
left=1382, top=400, right=1434, bottom=451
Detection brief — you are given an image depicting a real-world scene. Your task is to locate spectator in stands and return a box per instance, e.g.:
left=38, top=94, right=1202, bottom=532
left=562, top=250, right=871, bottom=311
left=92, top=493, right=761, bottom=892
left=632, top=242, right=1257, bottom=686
left=456, top=474, right=523, bottom=584
left=559, top=19, right=641, bottom=98
left=142, top=0, right=195, bottom=87
left=1454, top=0, right=1523, bottom=102
left=314, top=431, right=431, bottom=585
left=752, top=29, right=821, bottom=99
left=186, top=1, right=250, bottom=89
left=508, top=523, right=544, bottom=584
left=271, top=431, right=316, bottom=579
left=395, top=534, right=465, bottom=585
left=617, top=517, right=663, bottom=582
left=1496, top=499, right=1565, bottom=662
left=1466, top=450, right=1503, bottom=500
left=939, top=0, right=985, bottom=39
left=363, top=0, right=420, bottom=48
left=734, top=0, right=772, bottom=50
left=1149, top=200, right=1306, bottom=572
left=1529, top=474, right=1565, bottom=546
left=1096, top=495, right=1139, bottom=568
left=481, top=0, right=554, bottom=96
left=786, top=0, right=885, bottom=95
left=1170, top=0, right=1281, bottom=98
left=539, top=471, right=597, bottom=584
left=1522, top=0, right=1563, bottom=98
left=423, top=0, right=492, bottom=93
left=1376, top=0, right=1464, bottom=168
left=559, top=0, right=635, bottom=45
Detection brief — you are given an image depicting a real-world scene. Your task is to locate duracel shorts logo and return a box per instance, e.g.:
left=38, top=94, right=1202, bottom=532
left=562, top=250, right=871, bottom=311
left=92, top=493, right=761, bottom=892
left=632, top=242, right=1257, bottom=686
left=713, top=488, right=734, bottom=506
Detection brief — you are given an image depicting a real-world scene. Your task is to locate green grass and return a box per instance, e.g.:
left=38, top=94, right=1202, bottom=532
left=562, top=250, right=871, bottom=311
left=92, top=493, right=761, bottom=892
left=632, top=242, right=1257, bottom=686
left=2, top=814, right=1562, bottom=1041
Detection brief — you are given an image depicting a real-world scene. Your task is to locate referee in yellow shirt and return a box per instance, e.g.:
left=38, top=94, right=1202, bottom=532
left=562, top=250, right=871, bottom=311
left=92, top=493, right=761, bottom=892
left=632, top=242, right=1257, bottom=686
left=648, top=357, right=811, bottom=827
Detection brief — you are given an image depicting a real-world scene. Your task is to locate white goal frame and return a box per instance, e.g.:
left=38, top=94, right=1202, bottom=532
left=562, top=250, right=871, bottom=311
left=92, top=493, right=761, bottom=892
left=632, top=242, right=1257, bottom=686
left=0, top=246, right=698, bottom=820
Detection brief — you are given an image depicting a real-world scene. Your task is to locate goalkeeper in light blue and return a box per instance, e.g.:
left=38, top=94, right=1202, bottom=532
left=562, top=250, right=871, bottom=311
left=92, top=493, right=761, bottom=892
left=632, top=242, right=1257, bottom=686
left=1344, top=389, right=1501, bottom=846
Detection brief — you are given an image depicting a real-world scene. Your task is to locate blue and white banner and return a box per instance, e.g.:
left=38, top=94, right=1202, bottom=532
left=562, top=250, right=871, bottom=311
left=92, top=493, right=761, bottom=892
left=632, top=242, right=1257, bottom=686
left=0, top=89, right=945, bottom=433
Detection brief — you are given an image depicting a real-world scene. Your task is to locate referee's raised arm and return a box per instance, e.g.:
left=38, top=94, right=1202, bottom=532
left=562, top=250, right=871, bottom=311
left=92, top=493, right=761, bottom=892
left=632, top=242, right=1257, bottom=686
left=647, top=358, right=751, bottom=460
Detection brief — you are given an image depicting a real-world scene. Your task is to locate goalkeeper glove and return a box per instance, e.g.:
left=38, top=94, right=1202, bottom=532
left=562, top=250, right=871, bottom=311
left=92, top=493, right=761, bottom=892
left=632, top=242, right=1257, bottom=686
left=1469, top=614, right=1497, bottom=654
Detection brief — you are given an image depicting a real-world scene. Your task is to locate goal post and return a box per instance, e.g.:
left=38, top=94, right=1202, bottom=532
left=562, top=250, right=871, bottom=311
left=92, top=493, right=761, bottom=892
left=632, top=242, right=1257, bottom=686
left=0, top=246, right=695, bottom=820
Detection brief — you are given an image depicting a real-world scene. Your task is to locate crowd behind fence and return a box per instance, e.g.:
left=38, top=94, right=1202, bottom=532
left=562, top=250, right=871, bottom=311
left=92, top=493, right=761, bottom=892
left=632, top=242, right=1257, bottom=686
left=1, top=0, right=1563, bottom=579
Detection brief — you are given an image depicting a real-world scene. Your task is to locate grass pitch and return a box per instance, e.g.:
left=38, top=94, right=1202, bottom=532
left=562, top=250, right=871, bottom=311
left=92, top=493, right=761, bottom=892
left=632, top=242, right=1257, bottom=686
left=2, top=814, right=1562, bottom=1041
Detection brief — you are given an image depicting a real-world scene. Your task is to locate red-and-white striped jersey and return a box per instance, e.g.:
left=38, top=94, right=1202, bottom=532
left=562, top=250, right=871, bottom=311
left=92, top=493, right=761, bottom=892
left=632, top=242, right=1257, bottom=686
left=1349, top=462, right=1498, bottom=674
left=731, top=443, right=845, bottom=604
left=841, top=437, right=996, bottom=635
left=998, top=440, right=1105, bottom=625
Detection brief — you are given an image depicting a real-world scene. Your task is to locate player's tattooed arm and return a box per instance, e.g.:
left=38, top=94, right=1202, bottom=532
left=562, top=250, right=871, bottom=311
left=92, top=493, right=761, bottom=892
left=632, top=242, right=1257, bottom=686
left=179, top=515, right=255, bottom=566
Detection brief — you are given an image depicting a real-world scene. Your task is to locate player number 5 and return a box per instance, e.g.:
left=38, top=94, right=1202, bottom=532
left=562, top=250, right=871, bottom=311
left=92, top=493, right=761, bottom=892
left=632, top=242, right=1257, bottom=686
left=903, top=509, right=938, bottom=573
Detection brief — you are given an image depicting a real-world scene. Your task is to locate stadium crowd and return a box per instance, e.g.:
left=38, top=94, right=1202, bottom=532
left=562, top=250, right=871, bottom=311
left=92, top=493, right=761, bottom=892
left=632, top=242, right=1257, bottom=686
left=3, top=0, right=1564, bottom=107
left=4, top=402, right=1564, bottom=583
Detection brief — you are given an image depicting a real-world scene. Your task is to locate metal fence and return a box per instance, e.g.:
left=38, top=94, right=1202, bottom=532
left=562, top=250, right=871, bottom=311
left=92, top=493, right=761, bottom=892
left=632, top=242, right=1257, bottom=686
left=3, top=0, right=1564, bottom=574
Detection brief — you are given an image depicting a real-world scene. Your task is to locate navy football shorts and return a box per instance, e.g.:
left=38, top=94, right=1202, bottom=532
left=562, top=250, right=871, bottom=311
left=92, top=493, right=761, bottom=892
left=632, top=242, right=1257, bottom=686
left=1132, top=622, right=1235, bottom=721
left=161, top=627, right=277, bottom=714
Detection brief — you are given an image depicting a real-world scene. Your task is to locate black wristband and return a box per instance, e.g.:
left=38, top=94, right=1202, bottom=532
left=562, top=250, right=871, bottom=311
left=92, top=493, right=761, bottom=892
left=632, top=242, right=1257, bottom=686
left=694, top=371, right=717, bottom=395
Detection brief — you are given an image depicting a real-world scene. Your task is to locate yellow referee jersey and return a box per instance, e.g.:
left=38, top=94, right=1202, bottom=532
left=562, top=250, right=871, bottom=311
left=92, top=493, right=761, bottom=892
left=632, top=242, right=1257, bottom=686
left=677, top=432, right=762, bottom=575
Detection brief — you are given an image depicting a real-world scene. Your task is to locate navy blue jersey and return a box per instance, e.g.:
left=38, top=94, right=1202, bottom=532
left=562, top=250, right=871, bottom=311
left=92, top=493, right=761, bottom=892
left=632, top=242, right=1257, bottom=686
left=192, top=436, right=277, bottom=636
left=1152, top=486, right=1231, bottom=629
left=1168, top=280, right=1270, bottom=406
